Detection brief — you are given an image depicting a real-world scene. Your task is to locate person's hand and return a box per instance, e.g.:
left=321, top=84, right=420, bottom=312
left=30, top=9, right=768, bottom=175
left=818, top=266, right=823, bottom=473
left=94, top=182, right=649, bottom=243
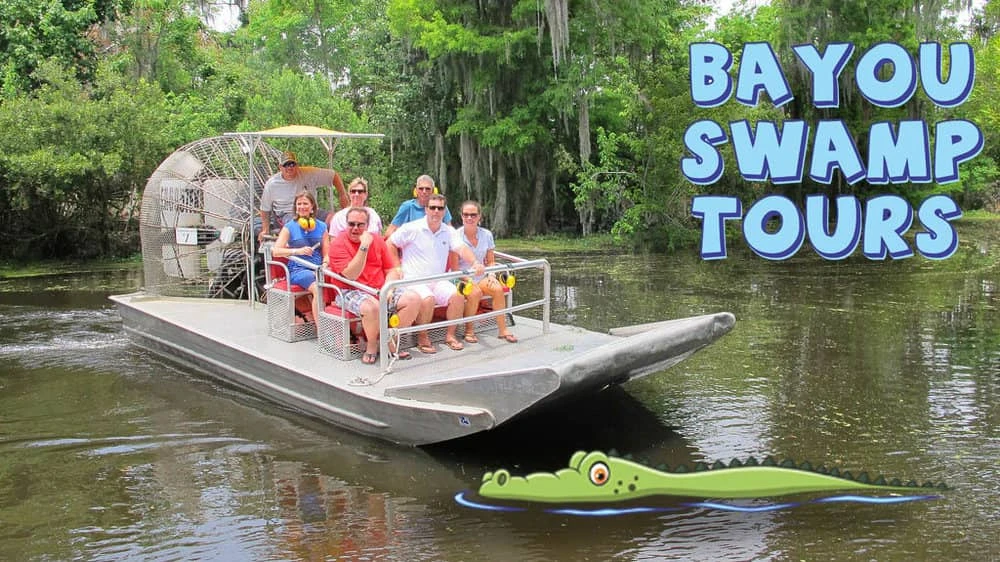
left=258, top=230, right=268, bottom=243
left=298, top=246, right=313, bottom=257
left=472, top=261, right=485, bottom=278
left=359, top=231, right=373, bottom=248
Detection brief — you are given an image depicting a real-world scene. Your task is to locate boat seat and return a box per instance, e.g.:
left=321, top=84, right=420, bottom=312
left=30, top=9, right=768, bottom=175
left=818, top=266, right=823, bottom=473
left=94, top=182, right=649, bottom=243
left=263, top=244, right=317, bottom=342
left=315, top=270, right=365, bottom=361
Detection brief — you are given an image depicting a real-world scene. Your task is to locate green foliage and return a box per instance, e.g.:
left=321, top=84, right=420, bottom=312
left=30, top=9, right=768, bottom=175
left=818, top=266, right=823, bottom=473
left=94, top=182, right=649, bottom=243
left=0, top=60, right=174, bottom=259
left=0, top=0, right=113, bottom=95
left=3, top=0, right=998, bottom=263
left=570, top=128, right=639, bottom=236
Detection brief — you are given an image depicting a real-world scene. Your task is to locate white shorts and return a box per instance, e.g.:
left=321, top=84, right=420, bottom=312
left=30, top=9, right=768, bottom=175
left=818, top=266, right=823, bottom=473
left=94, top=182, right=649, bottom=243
left=410, top=280, right=457, bottom=307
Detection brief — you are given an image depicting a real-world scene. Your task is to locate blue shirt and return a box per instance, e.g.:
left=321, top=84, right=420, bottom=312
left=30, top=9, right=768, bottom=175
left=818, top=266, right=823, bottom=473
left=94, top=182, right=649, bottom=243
left=284, top=218, right=327, bottom=275
left=457, top=226, right=495, bottom=282
left=390, top=199, right=453, bottom=227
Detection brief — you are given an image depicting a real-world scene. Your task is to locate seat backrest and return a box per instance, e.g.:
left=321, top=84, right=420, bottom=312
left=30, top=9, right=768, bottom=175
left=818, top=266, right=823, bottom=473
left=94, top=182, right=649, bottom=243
left=262, top=243, right=290, bottom=286
left=319, top=268, right=338, bottom=305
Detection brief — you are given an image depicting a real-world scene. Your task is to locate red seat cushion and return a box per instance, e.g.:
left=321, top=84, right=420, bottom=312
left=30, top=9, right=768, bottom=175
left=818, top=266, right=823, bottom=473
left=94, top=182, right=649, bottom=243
left=271, top=279, right=308, bottom=293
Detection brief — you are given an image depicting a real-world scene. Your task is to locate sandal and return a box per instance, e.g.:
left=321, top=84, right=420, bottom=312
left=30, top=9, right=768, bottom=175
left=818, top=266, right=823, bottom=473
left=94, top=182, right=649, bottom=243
left=464, top=333, right=479, bottom=344
left=387, top=342, right=413, bottom=360
left=294, top=310, right=307, bottom=324
left=498, top=333, right=518, bottom=343
left=417, top=343, right=437, bottom=354
left=445, top=339, right=464, bottom=351
left=361, top=352, right=378, bottom=364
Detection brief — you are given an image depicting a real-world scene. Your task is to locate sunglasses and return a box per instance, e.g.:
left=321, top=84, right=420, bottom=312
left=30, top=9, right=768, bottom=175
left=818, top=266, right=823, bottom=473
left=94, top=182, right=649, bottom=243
left=282, top=162, right=297, bottom=168
left=347, top=221, right=368, bottom=228
left=462, top=212, right=479, bottom=218
left=427, top=205, right=445, bottom=211
left=349, top=189, right=367, bottom=194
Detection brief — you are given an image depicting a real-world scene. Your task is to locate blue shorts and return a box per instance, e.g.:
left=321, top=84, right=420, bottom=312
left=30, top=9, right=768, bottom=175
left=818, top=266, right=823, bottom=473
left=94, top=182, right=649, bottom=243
left=289, top=268, right=316, bottom=289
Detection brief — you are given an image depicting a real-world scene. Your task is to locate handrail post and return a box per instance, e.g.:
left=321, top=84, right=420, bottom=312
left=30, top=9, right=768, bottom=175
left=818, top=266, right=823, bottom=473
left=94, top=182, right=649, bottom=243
left=378, top=279, right=396, bottom=371
left=542, top=260, right=550, bottom=333
left=247, top=135, right=258, bottom=307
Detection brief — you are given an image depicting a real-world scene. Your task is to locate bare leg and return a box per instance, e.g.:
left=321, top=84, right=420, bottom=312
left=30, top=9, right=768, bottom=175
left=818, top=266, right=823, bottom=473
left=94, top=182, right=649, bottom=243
left=394, top=290, right=421, bottom=327
left=389, top=290, right=421, bottom=355
left=463, top=284, right=484, bottom=338
left=308, top=283, right=321, bottom=326
left=445, top=292, right=464, bottom=347
left=358, top=297, right=380, bottom=355
left=487, top=283, right=509, bottom=336
left=416, top=296, right=435, bottom=348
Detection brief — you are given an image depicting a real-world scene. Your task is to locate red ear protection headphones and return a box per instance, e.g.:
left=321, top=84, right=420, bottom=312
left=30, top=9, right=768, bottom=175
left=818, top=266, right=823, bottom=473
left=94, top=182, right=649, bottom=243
left=297, top=216, right=316, bottom=231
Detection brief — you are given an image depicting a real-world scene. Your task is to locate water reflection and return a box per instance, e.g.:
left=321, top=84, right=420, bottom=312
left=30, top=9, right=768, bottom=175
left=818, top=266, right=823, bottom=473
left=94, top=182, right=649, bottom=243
left=271, top=462, right=403, bottom=560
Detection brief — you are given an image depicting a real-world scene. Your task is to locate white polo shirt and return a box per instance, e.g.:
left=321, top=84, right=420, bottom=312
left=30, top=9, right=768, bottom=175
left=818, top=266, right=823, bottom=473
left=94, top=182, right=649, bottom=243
left=388, top=217, right=464, bottom=278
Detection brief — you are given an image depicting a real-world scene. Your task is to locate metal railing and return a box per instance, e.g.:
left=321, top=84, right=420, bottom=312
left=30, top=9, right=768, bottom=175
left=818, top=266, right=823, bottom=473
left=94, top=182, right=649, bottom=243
left=375, top=257, right=550, bottom=370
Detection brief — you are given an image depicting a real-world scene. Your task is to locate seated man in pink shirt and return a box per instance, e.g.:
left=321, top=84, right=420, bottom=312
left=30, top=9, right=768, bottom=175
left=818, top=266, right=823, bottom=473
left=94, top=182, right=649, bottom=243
left=387, top=194, right=484, bottom=354
left=327, top=207, right=421, bottom=364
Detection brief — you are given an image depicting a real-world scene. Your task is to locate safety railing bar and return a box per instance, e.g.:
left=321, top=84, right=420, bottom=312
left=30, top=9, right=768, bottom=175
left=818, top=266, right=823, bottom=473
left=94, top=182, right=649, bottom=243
left=379, top=259, right=548, bottom=293
left=377, top=259, right=551, bottom=371
left=493, top=250, right=528, bottom=263
left=287, top=255, right=319, bottom=271
left=384, top=299, right=544, bottom=339
left=316, top=266, right=379, bottom=297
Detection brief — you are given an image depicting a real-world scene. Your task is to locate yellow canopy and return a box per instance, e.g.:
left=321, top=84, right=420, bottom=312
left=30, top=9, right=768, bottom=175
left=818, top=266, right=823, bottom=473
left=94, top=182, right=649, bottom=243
left=226, top=125, right=384, bottom=139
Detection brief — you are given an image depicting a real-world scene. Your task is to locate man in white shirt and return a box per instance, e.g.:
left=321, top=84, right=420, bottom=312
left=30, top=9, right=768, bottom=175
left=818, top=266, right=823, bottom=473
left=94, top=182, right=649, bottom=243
left=387, top=194, right=484, bottom=353
left=258, top=151, right=348, bottom=241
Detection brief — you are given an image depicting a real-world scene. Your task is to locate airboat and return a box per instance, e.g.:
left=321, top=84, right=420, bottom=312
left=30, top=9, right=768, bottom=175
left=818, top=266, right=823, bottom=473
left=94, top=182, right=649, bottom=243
left=110, top=126, right=736, bottom=446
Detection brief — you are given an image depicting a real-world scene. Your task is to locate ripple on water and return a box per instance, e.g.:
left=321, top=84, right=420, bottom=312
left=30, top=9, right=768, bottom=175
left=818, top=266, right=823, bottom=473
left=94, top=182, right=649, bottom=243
left=0, top=306, right=130, bottom=369
left=5, top=434, right=266, bottom=458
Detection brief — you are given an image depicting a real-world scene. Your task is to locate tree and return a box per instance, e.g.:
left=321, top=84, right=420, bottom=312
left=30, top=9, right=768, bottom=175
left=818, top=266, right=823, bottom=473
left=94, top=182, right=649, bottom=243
left=386, top=0, right=700, bottom=237
left=0, top=0, right=122, bottom=95
left=0, top=60, right=175, bottom=258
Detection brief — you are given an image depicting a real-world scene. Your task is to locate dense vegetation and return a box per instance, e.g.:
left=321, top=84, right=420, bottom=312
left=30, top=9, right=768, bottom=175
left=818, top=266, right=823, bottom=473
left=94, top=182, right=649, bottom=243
left=0, top=0, right=997, bottom=260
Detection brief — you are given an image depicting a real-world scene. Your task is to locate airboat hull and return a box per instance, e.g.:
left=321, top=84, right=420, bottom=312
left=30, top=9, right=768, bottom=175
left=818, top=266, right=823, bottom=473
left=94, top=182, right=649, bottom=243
left=111, top=292, right=734, bottom=446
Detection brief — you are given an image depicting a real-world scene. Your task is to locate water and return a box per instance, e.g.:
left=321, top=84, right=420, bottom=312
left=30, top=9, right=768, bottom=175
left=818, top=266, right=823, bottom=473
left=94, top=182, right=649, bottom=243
left=1, top=223, right=997, bottom=561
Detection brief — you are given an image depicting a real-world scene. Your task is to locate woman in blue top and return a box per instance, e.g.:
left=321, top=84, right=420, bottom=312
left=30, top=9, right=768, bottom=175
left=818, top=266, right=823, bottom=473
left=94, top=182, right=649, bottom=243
left=453, top=200, right=517, bottom=343
left=272, top=191, right=328, bottom=324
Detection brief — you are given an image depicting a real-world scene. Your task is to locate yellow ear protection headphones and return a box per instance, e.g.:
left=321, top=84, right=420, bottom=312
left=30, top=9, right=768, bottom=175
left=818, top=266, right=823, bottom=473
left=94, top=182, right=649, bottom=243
left=296, top=216, right=316, bottom=231
left=412, top=185, right=440, bottom=197
left=456, top=279, right=474, bottom=296
left=388, top=312, right=400, bottom=328
left=497, top=270, right=516, bottom=289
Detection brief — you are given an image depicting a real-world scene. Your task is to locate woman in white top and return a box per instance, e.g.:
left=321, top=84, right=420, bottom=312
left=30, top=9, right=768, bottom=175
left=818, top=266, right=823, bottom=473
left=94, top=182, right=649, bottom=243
left=327, top=177, right=383, bottom=237
left=453, top=200, right=517, bottom=343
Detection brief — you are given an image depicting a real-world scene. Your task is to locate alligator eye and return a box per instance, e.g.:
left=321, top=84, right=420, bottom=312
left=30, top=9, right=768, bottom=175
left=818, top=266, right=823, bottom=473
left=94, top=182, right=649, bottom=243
left=589, top=462, right=610, bottom=486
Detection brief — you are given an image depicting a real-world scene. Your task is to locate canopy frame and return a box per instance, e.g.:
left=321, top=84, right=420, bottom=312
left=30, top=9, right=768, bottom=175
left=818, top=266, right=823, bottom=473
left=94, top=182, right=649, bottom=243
left=223, top=126, right=385, bottom=304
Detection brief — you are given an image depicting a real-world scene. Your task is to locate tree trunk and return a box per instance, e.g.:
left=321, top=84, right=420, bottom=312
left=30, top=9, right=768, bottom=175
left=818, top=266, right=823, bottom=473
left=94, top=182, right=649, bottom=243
left=491, top=158, right=509, bottom=237
left=435, top=129, right=447, bottom=193
left=578, top=93, right=591, bottom=164
left=524, top=153, right=547, bottom=235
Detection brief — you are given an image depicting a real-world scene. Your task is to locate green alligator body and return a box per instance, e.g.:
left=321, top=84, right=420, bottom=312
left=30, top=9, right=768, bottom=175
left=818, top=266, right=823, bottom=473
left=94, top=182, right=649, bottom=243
left=478, top=450, right=945, bottom=503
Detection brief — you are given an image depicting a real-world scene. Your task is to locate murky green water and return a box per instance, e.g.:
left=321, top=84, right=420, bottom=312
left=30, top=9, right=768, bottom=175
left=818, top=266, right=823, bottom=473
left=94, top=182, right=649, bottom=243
left=1, top=222, right=997, bottom=561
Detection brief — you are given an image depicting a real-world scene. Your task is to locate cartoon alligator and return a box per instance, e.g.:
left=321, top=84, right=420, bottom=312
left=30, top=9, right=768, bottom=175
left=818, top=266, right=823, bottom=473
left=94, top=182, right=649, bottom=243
left=478, top=450, right=947, bottom=502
